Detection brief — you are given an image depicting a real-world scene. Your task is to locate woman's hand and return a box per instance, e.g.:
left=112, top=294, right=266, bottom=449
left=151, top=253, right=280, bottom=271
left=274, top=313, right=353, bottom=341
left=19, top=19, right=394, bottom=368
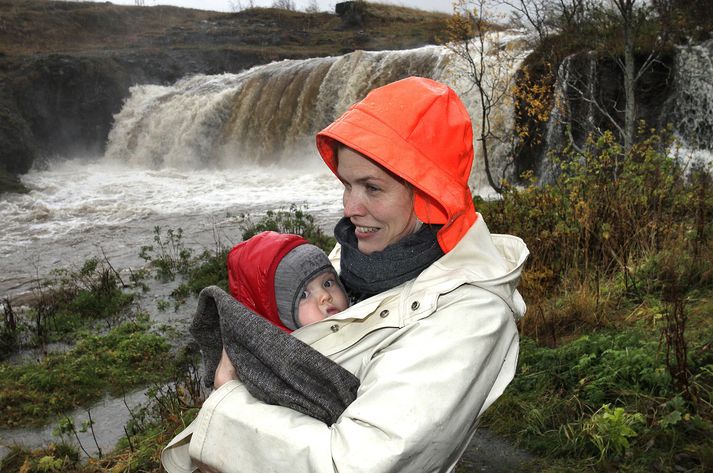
left=214, top=348, right=238, bottom=388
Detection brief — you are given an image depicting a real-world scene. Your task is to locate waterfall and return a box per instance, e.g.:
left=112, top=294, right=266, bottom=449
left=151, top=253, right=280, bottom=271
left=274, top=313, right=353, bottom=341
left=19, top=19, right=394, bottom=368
left=540, top=39, right=713, bottom=182
left=668, top=40, right=713, bottom=160
left=538, top=56, right=571, bottom=183
left=539, top=52, right=601, bottom=184
left=105, top=47, right=451, bottom=169
left=105, top=35, right=528, bottom=197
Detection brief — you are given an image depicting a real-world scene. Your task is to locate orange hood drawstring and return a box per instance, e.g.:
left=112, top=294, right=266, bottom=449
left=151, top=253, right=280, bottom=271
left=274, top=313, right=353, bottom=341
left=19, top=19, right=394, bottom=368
left=316, top=76, right=477, bottom=253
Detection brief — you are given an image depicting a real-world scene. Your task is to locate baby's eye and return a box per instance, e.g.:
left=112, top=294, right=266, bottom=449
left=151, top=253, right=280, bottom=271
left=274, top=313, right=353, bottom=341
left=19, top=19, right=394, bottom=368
left=323, top=279, right=334, bottom=288
left=300, top=290, right=309, bottom=300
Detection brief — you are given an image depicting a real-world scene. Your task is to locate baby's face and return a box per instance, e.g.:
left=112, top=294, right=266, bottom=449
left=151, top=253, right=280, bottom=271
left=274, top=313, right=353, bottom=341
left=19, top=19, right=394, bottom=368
left=297, top=271, right=348, bottom=326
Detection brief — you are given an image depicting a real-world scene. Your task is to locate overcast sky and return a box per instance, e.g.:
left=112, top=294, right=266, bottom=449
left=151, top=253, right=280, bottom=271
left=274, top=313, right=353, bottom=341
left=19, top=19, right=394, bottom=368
left=107, top=1, right=453, bottom=14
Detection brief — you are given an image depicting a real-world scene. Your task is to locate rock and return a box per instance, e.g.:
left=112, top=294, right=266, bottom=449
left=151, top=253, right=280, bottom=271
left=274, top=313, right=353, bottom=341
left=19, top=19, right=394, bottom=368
left=335, top=1, right=365, bottom=29
left=0, top=95, right=36, bottom=176
left=0, top=168, right=29, bottom=195
left=456, top=427, right=535, bottom=472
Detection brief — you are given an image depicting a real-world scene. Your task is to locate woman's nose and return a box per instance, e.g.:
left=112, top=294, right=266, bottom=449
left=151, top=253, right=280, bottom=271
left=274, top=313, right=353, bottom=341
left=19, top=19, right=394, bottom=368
left=343, top=190, right=365, bottom=217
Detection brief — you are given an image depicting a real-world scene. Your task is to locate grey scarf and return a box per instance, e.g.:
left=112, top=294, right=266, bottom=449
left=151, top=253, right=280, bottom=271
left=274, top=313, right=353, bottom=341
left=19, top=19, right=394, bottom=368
left=334, top=217, right=444, bottom=302
left=190, top=286, right=359, bottom=425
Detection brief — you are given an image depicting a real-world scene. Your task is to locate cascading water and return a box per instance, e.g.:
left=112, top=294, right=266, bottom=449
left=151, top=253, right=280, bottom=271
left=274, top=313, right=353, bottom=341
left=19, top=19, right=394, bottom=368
left=539, top=39, right=713, bottom=182
left=538, top=52, right=600, bottom=183
left=667, top=39, right=713, bottom=168
left=538, top=55, right=571, bottom=183
left=103, top=40, right=525, bottom=190
left=106, top=34, right=519, bottom=188
left=104, top=47, right=453, bottom=169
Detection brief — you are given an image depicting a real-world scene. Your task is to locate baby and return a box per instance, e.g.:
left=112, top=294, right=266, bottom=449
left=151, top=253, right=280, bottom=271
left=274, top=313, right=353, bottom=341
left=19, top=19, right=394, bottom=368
left=188, top=231, right=359, bottom=427
left=192, top=231, right=350, bottom=390
left=227, top=230, right=349, bottom=330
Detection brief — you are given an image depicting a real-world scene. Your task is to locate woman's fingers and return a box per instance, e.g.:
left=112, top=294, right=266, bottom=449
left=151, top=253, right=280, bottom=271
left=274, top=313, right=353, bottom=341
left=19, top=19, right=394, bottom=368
left=214, top=347, right=239, bottom=388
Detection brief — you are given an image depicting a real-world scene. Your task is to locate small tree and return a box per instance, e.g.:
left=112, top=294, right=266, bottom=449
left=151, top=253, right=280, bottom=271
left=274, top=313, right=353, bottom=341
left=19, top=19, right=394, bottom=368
left=601, top=0, right=661, bottom=152
left=305, top=0, right=320, bottom=13
left=272, top=0, right=296, bottom=10
left=229, top=0, right=256, bottom=11
left=446, top=0, right=522, bottom=193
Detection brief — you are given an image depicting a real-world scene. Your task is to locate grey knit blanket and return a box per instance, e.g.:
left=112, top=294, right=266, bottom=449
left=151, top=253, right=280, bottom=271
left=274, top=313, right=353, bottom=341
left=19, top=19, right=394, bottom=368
left=190, top=285, right=360, bottom=425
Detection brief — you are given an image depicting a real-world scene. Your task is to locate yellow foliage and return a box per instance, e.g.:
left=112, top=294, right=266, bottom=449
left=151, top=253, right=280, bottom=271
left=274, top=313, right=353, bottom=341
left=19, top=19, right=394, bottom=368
left=512, top=64, right=555, bottom=145
left=19, top=458, right=32, bottom=473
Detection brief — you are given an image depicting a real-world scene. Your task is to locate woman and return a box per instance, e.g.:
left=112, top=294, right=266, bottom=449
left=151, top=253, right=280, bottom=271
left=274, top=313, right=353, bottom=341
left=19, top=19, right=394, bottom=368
left=162, top=76, right=529, bottom=472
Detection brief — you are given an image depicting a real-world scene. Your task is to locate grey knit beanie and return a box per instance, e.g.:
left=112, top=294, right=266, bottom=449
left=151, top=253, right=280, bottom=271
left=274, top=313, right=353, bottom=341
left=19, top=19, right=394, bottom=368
left=274, top=244, right=339, bottom=330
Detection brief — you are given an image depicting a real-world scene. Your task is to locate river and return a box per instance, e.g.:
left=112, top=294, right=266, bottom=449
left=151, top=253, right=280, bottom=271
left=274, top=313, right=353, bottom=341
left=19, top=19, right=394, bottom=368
left=0, top=158, right=345, bottom=299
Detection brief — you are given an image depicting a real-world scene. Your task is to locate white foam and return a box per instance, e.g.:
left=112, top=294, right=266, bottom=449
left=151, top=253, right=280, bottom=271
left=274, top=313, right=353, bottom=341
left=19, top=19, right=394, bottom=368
left=0, top=159, right=344, bottom=295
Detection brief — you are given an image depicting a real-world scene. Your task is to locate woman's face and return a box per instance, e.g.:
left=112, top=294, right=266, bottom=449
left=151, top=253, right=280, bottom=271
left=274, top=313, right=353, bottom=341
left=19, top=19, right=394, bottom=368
left=336, top=146, right=418, bottom=255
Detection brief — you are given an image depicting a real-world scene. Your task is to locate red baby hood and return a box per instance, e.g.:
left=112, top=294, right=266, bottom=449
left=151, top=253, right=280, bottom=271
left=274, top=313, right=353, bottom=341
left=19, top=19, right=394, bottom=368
left=227, top=231, right=307, bottom=332
left=316, top=76, right=477, bottom=253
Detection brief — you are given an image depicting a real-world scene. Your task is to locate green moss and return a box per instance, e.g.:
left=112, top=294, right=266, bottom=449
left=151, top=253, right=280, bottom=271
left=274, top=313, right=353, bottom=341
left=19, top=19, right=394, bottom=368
left=0, top=321, right=173, bottom=428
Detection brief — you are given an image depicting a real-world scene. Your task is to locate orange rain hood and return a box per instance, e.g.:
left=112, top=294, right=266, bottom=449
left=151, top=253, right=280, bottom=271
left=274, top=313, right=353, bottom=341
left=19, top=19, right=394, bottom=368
left=316, top=76, right=477, bottom=253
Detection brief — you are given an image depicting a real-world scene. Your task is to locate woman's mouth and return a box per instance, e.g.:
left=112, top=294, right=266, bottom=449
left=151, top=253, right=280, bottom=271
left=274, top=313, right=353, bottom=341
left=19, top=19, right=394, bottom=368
left=355, top=225, right=379, bottom=235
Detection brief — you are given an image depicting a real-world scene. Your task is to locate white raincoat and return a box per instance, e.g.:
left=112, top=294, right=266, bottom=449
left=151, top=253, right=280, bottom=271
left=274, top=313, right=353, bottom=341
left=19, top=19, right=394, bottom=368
left=162, top=214, right=529, bottom=473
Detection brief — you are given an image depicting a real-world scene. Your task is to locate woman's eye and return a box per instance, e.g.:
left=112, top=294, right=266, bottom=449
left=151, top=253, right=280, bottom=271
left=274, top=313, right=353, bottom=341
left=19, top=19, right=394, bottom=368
left=366, top=184, right=379, bottom=192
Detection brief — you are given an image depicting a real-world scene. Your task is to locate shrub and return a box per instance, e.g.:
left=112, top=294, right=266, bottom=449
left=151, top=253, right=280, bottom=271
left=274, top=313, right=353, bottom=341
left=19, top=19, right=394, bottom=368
left=239, top=204, right=336, bottom=253
left=139, top=226, right=194, bottom=282
left=184, top=249, right=229, bottom=297
left=480, top=128, right=713, bottom=340
left=561, top=404, right=645, bottom=461
left=182, top=206, right=334, bottom=297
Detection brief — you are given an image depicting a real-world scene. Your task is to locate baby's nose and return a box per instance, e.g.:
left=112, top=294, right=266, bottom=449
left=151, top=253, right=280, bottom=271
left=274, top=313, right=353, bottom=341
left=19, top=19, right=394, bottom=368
left=319, top=289, right=333, bottom=304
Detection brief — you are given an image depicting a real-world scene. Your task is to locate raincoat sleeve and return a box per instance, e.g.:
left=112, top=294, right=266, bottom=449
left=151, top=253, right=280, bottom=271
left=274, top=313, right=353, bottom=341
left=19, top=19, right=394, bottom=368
left=187, top=284, right=520, bottom=473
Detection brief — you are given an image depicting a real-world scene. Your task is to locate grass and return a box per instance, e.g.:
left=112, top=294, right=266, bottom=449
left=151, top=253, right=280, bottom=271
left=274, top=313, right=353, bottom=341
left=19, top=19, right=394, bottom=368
left=0, top=0, right=451, bottom=57
left=0, top=0, right=216, bottom=55
left=0, top=376, right=203, bottom=473
left=0, top=318, right=174, bottom=428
